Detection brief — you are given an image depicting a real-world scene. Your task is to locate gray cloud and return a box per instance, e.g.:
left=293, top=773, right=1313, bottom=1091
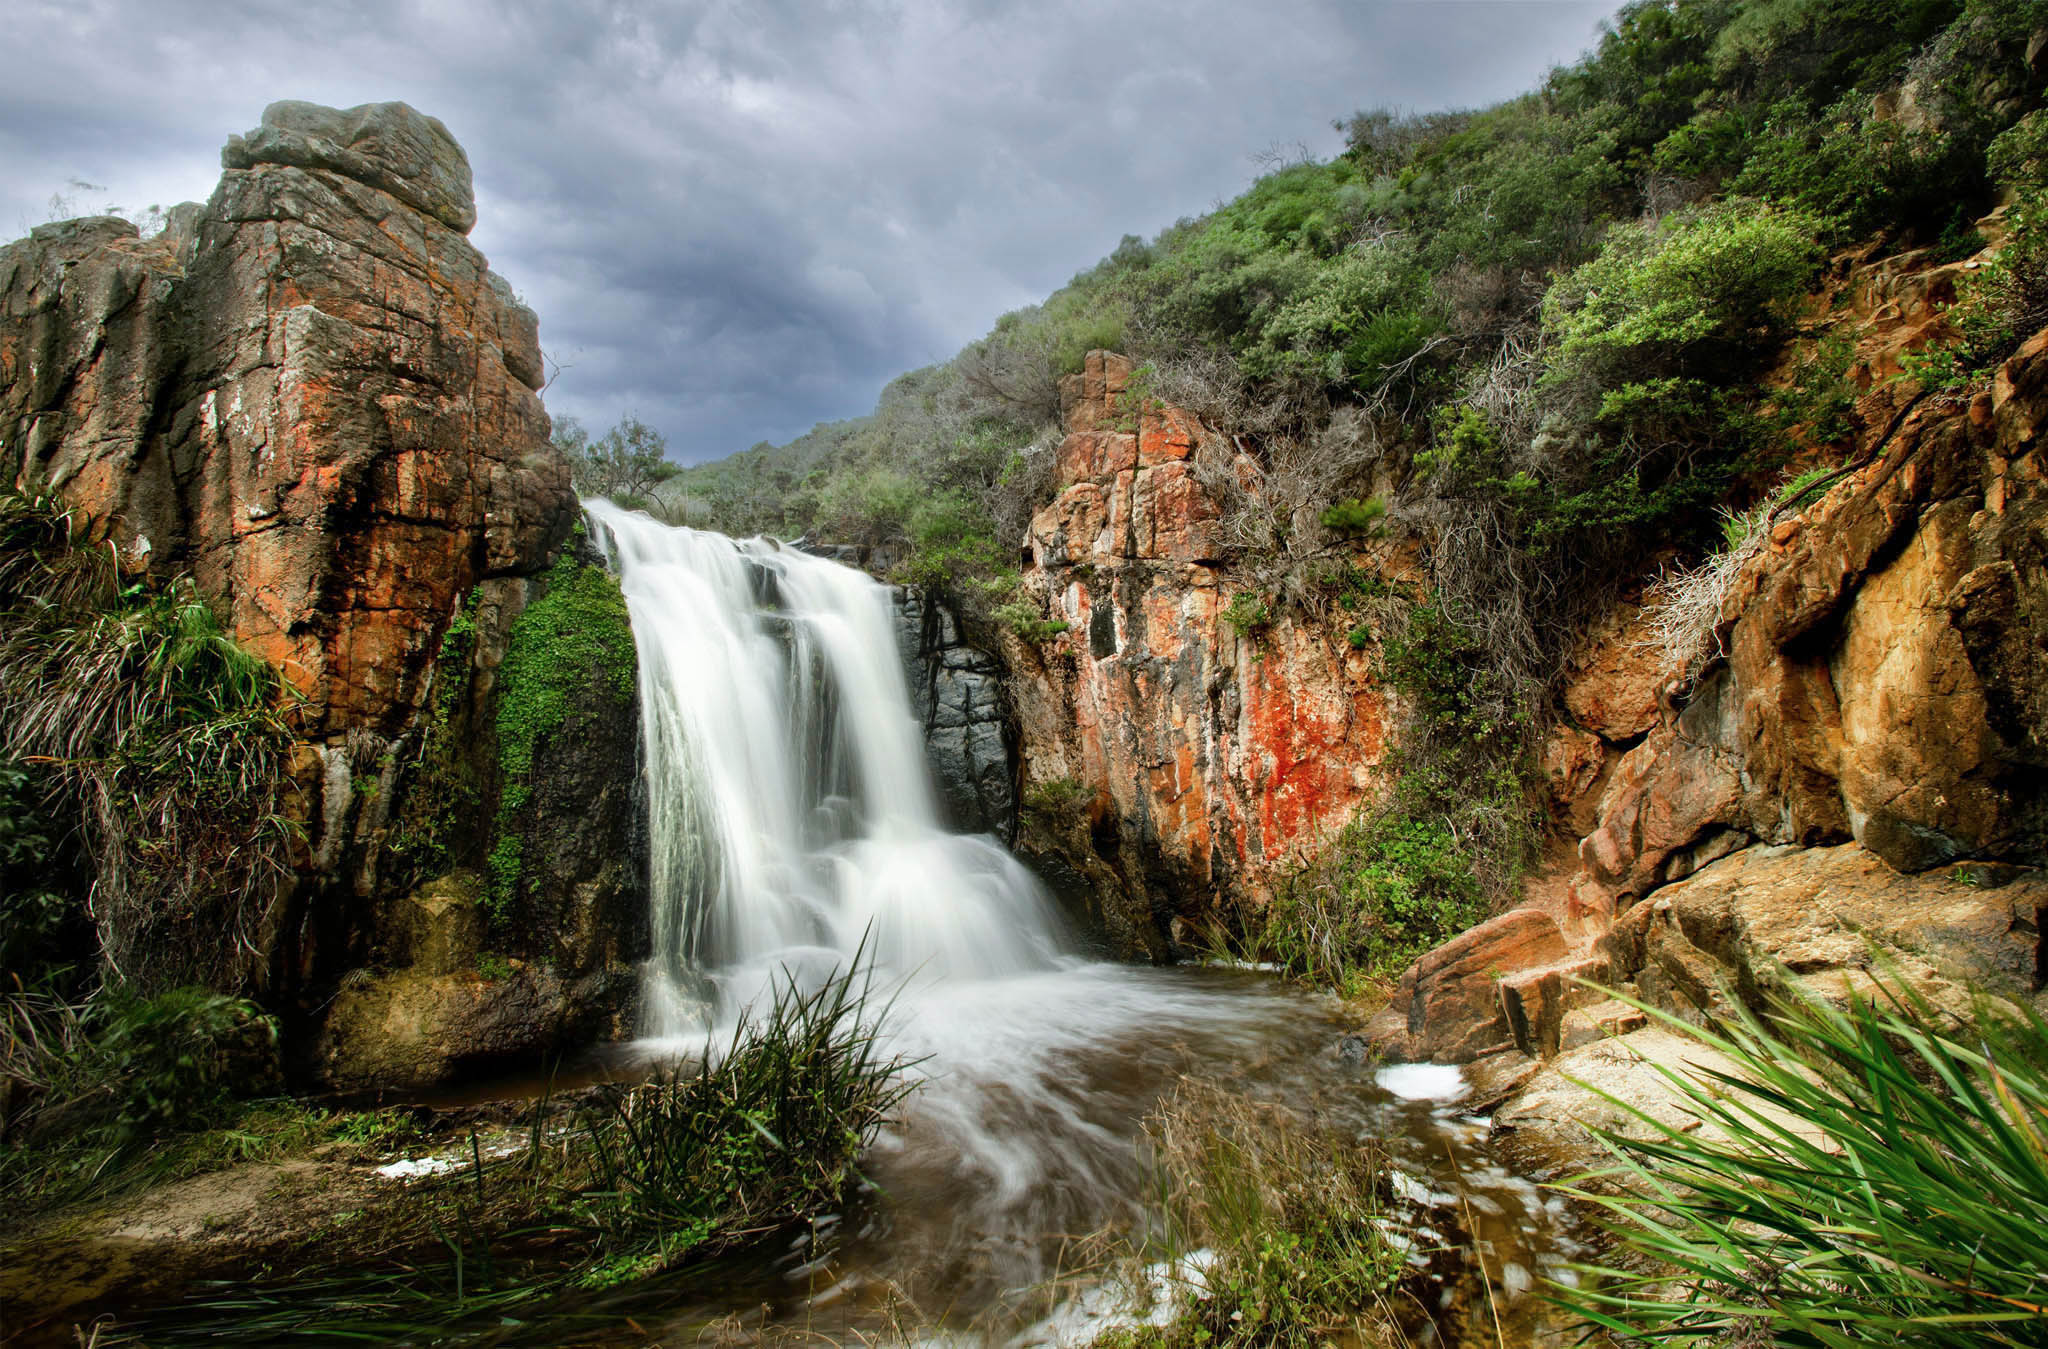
left=4, top=0, right=1618, bottom=462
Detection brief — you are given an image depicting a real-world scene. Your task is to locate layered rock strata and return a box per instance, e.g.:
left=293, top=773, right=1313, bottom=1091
left=1373, top=240, right=2048, bottom=1113
left=1, top=99, right=569, bottom=737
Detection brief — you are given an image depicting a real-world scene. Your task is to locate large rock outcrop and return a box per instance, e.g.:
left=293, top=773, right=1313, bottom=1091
left=1005, top=352, right=1394, bottom=953
left=1373, top=238, right=2048, bottom=1101
left=1, top=99, right=568, bottom=738
left=1, top=102, right=645, bottom=1085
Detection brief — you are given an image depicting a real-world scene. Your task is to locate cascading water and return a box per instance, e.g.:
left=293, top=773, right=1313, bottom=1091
left=584, top=499, right=1069, bottom=1036
left=578, top=500, right=1575, bottom=1344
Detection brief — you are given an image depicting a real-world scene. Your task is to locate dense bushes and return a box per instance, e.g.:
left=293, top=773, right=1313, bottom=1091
left=0, top=983, right=281, bottom=1211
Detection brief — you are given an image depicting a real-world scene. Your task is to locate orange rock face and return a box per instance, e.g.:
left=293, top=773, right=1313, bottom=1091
left=0, top=100, right=571, bottom=737
left=1009, top=352, right=1392, bottom=945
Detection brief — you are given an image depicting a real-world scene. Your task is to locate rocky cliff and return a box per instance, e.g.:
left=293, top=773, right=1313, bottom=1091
left=1, top=102, right=643, bottom=1086
left=1356, top=238, right=2048, bottom=1143
left=992, top=234, right=2045, bottom=1074
left=1004, top=352, right=1395, bottom=955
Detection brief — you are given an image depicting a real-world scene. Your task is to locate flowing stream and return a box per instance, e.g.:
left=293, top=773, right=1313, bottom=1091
left=580, top=502, right=1576, bottom=1345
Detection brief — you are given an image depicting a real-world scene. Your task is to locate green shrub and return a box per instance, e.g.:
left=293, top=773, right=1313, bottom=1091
left=1, top=984, right=280, bottom=1210
left=1544, top=200, right=1827, bottom=395
left=1557, top=975, right=2048, bottom=1346
left=1222, top=591, right=1273, bottom=634
left=0, top=759, right=80, bottom=989
left=573, top=964, right=915, bottom=1263
left=1022, top=775, right=1089, bottom=819
left=0, top=490, right=298, bottom=991
left=1318, top=496, right=1387, bottom=536
left=993, top=598, right=1071, bottom=644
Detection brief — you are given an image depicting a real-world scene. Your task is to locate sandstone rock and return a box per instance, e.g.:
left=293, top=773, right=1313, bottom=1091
left=0, top=105, right=637, bottom=1089
left=1365, top=908, right=1570, bottom=1063
left=1600, top=843, right=2045, bottom=1020
left=1568, top=332, right=2048, bottom=901
left=1560, top=601, right=1666, bottom=741
left=2, top=101, right=569, bottom=741
left=386, top=873, right=485, bottom=976
left=1539, top=724, right=1610, bottom=835
left=1492, top=1027, right=1780, bottom=1159
left=1008, top=354, right=1395, bottom=943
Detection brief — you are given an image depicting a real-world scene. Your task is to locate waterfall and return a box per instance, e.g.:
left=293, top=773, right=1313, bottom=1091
left=583, top=501, right=1068, bottom=1037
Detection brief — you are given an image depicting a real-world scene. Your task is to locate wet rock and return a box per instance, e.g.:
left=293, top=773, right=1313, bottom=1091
left=1337, top=1033, right=1372, bottom=1066
left=896, top=588, right=1016, bottom=837
left=317, top=961, right=635, bottom=1092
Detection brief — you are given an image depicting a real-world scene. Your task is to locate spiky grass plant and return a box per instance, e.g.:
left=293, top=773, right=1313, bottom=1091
left=0, top=488, right=298, bottom=991
left=130, top=961, right=917, bottom=1343
left=575, top=961, right=918, bottom=1258
left=1553, top=978, right=2048, bottom=1346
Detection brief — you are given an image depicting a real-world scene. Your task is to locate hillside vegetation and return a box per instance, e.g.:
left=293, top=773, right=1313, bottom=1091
left=664, top=0, right=2044, bottom=618
left=629, top=0, right=2048, bottom=981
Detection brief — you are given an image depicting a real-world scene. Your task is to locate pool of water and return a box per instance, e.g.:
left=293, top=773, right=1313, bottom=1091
left=492, top=962, right=1580, bottom=1347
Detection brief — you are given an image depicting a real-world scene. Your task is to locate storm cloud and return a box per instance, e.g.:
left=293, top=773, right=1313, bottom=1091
left=4, top=1, right=1617, bottom=462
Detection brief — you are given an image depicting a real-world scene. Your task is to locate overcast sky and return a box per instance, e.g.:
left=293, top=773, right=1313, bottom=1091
left=5, top=0, right=1618, bottom=464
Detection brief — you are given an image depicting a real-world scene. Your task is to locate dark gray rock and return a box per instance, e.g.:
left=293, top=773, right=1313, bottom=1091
left=895, top=589, right=1016, bottom=837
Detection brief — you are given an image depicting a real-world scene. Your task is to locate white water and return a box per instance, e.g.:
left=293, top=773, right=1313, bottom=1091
left=584, top=500, right=1069, bottom=1036
left=578, top=502, right=1574, bottom=1342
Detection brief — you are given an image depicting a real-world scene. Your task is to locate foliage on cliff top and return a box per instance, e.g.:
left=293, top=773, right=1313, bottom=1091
left=658, top=0, right=2041, bottom=639
left=626, top=0, right=2042, bottom=966
left=0, top=488, right=299, bottom=995
left=1556, top=974, right=2048, bottom=1345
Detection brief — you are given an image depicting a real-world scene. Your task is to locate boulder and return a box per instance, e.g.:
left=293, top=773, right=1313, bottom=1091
left=222, top=99, right=478, bottom=233
left=1364, top=908, right=1571, bottom=1063
left=1600, top=843, right=2045, bottom=1021
left=317, top=961, right=635, bottom=1092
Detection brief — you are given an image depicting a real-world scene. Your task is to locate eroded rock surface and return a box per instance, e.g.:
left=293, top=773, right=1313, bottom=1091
left=1, top=102, right=639, bottom=1086
left=896, top=588, right=1016, bottom=837
left=1373, top=252, right=2048, bottom=1157
left=1, top=99, right=569, bottom=739
left=1006, top=352, right=1394, bottom=951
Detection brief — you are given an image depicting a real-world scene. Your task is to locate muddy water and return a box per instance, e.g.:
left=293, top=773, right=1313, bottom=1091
left=496, top=963, right=1578, bottom=1347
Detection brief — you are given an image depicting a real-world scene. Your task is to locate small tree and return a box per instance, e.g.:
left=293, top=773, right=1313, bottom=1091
left=557, top=415, right=680, bottom=506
